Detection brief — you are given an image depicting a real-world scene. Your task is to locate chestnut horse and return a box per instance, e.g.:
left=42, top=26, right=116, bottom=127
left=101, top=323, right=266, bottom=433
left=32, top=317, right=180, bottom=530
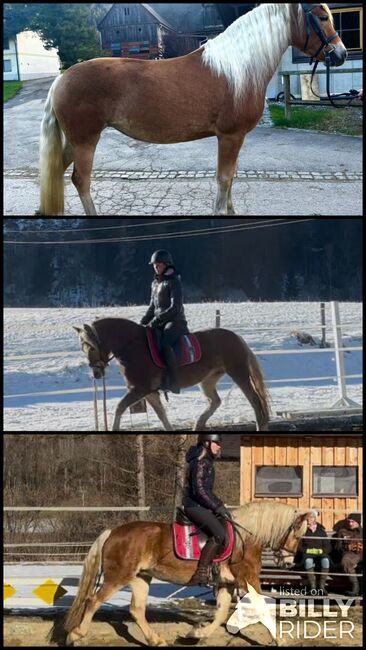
left=38, top=4, right=346, bottom=216
left=73, top=318, right=270, bottom=431
left=63, top=501, right=310, bottom=646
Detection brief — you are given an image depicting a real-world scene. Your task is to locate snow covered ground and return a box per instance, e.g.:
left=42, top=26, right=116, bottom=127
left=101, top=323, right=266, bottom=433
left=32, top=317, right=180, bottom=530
left=4, top=302, right=362, bottom=431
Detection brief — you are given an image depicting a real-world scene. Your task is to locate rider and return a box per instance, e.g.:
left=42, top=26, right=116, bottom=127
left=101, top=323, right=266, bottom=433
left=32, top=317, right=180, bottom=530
left=183, top=433, right=232, bottom=586
left=140, top=250, right=188, bottom=394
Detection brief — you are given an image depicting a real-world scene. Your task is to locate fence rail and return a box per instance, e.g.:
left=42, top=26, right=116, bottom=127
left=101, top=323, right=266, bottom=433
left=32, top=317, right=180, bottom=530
left=4, top=302, right=362, bottom=422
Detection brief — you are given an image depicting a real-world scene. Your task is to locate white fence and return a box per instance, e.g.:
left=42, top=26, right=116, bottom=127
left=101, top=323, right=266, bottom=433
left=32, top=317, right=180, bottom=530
left=4, top=301, right=362, bottom=422
left=4, top=506, right=363, bottom=608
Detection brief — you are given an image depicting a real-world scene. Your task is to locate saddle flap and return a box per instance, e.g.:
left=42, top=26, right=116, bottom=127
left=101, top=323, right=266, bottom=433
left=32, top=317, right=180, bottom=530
left=172, top=520, right=235, bottom=563
left=146, top=328, right=201, bottom=368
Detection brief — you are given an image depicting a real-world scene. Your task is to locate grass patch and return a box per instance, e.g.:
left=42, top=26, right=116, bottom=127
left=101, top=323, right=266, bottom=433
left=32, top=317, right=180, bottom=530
left=269, top=103, right=362, bottom=136
left=4, top=81, right=22, bottom=103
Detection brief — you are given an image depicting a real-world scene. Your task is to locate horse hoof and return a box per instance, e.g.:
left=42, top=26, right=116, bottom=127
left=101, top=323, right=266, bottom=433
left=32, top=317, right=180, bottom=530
left=186, top=625, right=206, bottom=639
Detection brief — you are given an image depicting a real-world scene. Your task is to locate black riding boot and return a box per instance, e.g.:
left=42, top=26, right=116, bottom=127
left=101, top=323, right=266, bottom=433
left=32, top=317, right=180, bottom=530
left=162, top=345, right=180, bottom=394
left=188, top=538, right=222, bottom=586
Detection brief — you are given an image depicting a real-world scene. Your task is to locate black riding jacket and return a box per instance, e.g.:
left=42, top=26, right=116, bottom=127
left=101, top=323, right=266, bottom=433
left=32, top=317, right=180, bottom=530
left=183, top=445, right=223, bottom=512
left=141, top=266, right=187, bottom=327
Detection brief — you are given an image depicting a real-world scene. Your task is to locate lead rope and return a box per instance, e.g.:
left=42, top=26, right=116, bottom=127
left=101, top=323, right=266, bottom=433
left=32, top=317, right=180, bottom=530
left=102, top=375, right=109, bottom=431
left=93, top=379, right=99, bottom=431
left=93, top=377, right=109, bottom=431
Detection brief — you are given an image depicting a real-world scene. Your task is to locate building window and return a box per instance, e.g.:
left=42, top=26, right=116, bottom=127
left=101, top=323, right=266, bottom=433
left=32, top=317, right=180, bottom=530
left=313, top=466, right=358, bottom=496
left=255, top=466, right=302, bottom=496
left=4, top=59, right=12, bottom=72
left=332, top=7, right=363, bottom=51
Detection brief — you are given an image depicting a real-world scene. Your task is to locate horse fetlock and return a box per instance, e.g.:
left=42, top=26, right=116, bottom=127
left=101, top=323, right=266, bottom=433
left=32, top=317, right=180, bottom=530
left=186, top=624, right=210, bottom=639
left=66, top=629, right=85, bottom=646
left=112, top=418, right=120, bottom=431
left=149, top=633, right=168, bottom=646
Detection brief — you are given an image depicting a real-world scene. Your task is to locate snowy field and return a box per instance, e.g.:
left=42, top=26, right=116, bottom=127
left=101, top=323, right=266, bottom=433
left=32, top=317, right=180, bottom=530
left=4, top=302, right=363, bottom=431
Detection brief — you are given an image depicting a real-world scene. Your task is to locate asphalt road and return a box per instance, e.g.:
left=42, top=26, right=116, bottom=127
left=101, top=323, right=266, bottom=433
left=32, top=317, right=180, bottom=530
left=4, top=77, right=363, bottom=216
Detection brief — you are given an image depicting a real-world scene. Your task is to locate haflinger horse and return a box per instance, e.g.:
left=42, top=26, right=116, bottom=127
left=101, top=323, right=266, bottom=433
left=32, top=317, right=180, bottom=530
left=63, top=501, right=310, bottom=646
left=38, top=3, right=346, bottom=216
left=73, top=318, right=270, bottom=431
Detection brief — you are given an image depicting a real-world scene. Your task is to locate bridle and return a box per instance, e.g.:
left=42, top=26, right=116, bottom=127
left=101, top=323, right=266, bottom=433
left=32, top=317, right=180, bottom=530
left=273, top=514, right=303, bottom=553
left=80, top=324, right=114, bottom=431
left=302, top=3, right=338, bottom=63
left=82, top=324, right=113, bottom=374
left=300, top=4, right=357, bottom=108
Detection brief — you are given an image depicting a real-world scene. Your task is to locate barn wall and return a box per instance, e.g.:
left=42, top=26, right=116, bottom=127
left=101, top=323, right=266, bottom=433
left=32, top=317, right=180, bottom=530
left=235, top=434, right=362, bottom=530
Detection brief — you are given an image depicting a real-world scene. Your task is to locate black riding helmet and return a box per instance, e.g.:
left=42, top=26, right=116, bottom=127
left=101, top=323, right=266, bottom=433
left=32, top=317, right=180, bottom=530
left=149, top=250, right=174, bottom=266
left=198, top=433, right=222, bottom=445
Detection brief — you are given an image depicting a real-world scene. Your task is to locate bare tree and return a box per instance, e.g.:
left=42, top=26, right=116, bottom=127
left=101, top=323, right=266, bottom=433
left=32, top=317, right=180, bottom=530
left=136, top=435, right=146, bottom=520
left=173, top=434, right=189, bottom=513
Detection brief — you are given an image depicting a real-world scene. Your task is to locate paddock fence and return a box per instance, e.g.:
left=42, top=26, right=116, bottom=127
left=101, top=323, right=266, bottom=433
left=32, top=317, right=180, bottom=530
left=4, top=301, right=362, bottom=427
left=4, top=505, right=363, bottom=606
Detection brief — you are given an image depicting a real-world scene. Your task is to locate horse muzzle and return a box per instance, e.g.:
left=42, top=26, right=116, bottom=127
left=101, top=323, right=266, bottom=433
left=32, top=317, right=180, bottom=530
left=326, top=44, right=347, bottom=67
left=91, top=365, right=105, bottom=380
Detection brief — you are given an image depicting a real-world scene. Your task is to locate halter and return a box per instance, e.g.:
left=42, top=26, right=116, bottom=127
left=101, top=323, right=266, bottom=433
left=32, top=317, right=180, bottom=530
left=81, top=324, right=114, bottom=431
left=300, top=4, right=355, bottom=108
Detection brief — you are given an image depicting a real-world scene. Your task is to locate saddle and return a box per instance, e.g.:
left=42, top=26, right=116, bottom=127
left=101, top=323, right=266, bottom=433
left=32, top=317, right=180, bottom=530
left=146, top=327, right=201, bottom=369
left=172, top=507, right=235, bottom=562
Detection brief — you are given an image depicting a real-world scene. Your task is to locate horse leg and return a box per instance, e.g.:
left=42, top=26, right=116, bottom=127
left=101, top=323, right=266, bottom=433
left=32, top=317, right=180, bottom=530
left=66, top=579, right=125, bottom=645
left=145, top=392, right=174, bottom=431
left=129, top=575, right=167, bottom=647
left=227, top=370, right=269, bottom=431
left=112, top=388, right=148, bottom=431
left=193, top=372, right=224, bottom=431
left=63, top=140, right=74, bottom=171
left=187, top=585, right=234, bottom=639
left=71, top=140, right=99, bottom=215
left=227, top=178, right=236, bottom=216
left=215, top=133, right=245, bottom=215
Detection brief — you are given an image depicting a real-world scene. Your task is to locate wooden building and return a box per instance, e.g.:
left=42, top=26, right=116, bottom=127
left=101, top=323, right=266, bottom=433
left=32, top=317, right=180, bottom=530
left=97, top=3, right=223, bottom=60
left=221, top=434, right=362, bottom=530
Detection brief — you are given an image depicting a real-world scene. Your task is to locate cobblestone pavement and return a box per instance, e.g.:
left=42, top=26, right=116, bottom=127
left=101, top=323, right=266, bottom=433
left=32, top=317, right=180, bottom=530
left=4, top=78, right=363, bottom=216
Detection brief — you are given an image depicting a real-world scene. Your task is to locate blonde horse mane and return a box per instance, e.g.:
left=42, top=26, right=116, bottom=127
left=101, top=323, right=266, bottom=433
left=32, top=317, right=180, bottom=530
left=232, top=501, right=305, bottom=546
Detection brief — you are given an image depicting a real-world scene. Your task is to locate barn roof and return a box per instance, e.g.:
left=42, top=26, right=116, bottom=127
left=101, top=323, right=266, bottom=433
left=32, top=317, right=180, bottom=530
left=141, top=3, right=176, bottom=32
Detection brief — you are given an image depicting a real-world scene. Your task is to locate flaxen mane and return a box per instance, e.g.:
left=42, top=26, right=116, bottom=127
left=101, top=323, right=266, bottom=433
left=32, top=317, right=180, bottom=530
left=232, top=501, right=306, bottom=546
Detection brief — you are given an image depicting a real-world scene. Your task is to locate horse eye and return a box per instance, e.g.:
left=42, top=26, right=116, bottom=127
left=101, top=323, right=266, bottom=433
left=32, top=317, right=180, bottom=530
left=319, top=16, right=328, bottom=22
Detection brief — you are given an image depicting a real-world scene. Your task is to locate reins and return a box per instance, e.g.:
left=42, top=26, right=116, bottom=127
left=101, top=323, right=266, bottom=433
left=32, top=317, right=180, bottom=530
left=93, top=376, right=109, bottom=431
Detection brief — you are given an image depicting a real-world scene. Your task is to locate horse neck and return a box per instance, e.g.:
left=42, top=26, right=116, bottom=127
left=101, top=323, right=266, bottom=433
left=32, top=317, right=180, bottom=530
left=94, top=318, right=142, bottom=356
left=202, top=3, right=297, bottom=99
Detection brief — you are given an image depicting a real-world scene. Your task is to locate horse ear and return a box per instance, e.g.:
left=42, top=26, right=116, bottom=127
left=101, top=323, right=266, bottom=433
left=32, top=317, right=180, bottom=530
left=73, top=326, right=82, bottom=334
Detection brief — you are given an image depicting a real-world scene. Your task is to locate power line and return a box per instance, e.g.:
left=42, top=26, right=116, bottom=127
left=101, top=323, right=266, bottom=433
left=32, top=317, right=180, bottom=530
left=3, top=218, right=194, bottom=234
left=4, top=219, right=316, bottom=246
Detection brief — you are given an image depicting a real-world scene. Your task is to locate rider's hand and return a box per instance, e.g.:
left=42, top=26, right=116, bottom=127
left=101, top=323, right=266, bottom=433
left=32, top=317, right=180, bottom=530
left=216, top=505, right=232, bottom=520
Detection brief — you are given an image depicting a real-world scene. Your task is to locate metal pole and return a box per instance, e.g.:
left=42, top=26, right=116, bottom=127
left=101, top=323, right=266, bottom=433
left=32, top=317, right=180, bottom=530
left=330, top=301, right=361, bottom=409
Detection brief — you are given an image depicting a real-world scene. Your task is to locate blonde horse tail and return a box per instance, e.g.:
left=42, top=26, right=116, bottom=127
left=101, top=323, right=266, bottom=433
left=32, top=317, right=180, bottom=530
left=39, top=76, right=64, bottom=215
left=63, top=528, right=112, bottom=634
left=248, top=349, right=270, bottom=426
